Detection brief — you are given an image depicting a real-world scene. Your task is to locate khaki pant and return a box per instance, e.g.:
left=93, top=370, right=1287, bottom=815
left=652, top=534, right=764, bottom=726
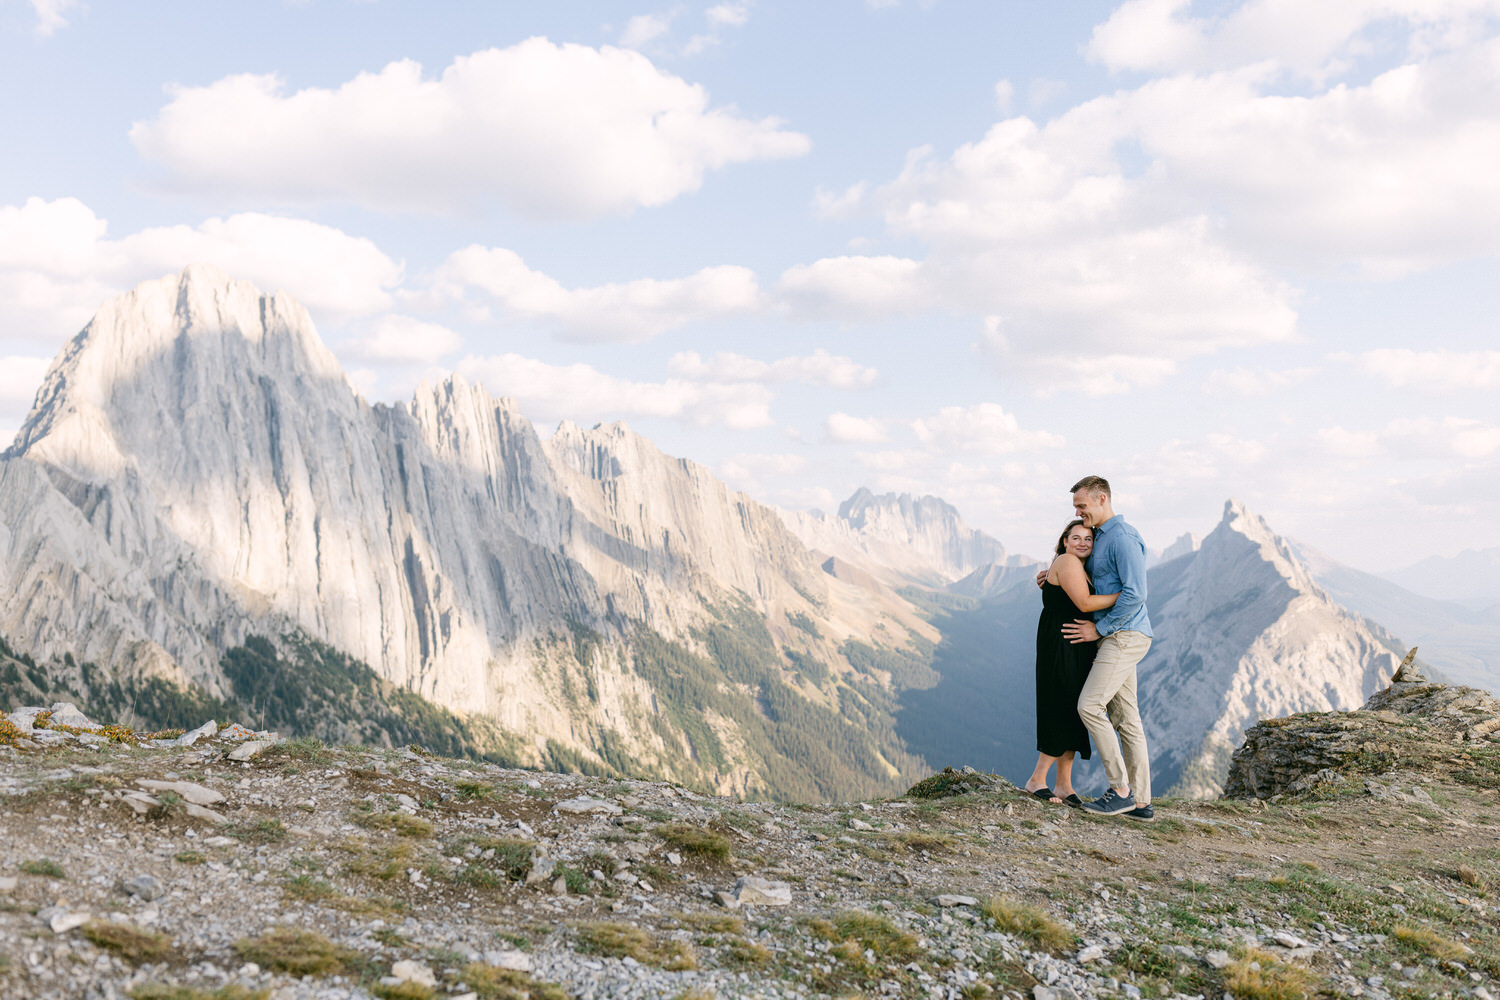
left=1076, top=629, right=1152, bottom=802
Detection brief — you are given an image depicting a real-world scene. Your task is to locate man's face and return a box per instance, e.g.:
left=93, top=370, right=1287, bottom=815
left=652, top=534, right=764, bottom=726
left=1072, top=488, right=1108, bottom=527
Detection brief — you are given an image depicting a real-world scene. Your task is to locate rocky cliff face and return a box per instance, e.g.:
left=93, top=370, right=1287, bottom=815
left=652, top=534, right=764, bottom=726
left=1140, top=500, right=1403, bottom=798
left=0, top=266, right=927, bottom=799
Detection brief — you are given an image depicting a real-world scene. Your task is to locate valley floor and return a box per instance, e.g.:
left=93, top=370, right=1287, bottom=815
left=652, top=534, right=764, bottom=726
left=1, top=718, right=1498, bottom=1000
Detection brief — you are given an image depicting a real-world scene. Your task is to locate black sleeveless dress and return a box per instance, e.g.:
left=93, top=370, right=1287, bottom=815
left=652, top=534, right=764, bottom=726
left=1035, top=581, right=1095, bottom=758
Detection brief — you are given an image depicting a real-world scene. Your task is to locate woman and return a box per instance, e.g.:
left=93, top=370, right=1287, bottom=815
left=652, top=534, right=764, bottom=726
left=1023, top=519, right=1118, bottom=805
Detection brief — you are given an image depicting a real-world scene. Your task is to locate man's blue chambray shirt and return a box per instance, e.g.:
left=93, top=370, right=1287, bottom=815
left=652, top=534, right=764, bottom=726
left=1087, top=514, right=1152, bottom=638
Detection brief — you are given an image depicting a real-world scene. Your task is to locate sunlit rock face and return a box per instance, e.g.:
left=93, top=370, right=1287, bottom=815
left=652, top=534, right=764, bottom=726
left=1141, top=500, right=1403, bottom=798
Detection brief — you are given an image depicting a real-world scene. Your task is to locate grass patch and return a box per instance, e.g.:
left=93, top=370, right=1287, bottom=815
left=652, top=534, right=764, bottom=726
left=455, top=963, right=569, bottom=1000
left=1392, top=925, right=1469, bottom=961
left=233, top=927, right=355, bottom=977
left=353, top=809, right=434, bottom=838
left=981, top=895, right=1074, bottom=955
left=655, top=824, right=731, bottom=860
left=446, top=835, right=534, bottom=882
left=19, top=858, right=66, bottom=879
left=575, top=922, right=695, bottom=970
left=1223, top=946, right=1313, bottom=1000
left=880, top=830, right=956, bottom=853
left=809, top=911, right=922, bottom=963
left=222, top=818, right=287, bottom=844
left=174, top=850, right=207, bottom=865
left=453, top=780, right=496, bottom=800
left=722, top=937, right=772, bottom=966
left=283, top=874, right=339, bottom=903
left=343, top=840, right=412, bottom=880
left=371, top=983, right=435, bottom=1000
left=129, top=986, right=270, bottom=1000
left=82, top=921, right=173, bottom=964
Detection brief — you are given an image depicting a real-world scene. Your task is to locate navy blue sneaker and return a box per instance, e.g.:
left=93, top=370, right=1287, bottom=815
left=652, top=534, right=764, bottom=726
left=1123, top=804, right=1155, bottom=821
left=1081, top=789, right=1136, bottom=816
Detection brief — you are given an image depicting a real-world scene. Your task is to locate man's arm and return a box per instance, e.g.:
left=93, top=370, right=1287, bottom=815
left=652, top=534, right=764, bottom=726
left=1093, top=533, right=1147, bottom=635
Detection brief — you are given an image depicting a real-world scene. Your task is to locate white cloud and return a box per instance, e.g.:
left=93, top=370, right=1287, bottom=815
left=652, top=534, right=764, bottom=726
left=706, top=3, right=752, bottom=28
left=811, top=182, right=868, bottom=220
left=29, top=0, right=78, bottom=36
left=826, top=412, right=889, bottom=443
left=620, top=11, right=678, bottom=48
left=719, top=451, right=808, bottom=492
left=434, top=246, right=761, bottom=342
left=993, top=79, right=1015, bottom=113
left=667, top=349, right=876, bottom=388
left=1384, top=416, right=1500, bottom=459
left=0, top=355, right=50, bottom=411
left=338, top=315, right=463, bottom=365
left=909, top=403, right=1065, bottom=453
left=1202, top=365, right=1316, bottom=395
left=1355, top=348, right=1500, bottom=390
left=130, top=39, right=809, bottom=219
left=1316, top=426, right=1382, bottom=459
left=1087, top=0, right=1500, bottom=79
left=778, top=255, right=929, bottom=320
left=0, top=197, right=401, bottom=341
left=456, top=353, right=773, bottom=429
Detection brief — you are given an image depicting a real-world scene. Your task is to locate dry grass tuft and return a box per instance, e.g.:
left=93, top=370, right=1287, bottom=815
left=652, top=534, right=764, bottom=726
left=1392, top=925, right=1469, bottom=961
left=655, top=823, right=732, bottom=860
left=371, top=983, right=436, bottom=1000
left=82, top=921, right=173, bottom=964
left=575, top=922, right=695, bottom=970
left=809, top=910, right=922, bottom=963
left=19, top=858, right=66, bottom=879
left=677, top=912, right=744, bottom=935
left=1223, top=946, right=1313, bottom=1000
left=233, top=927, right=352, bottom=977
left=457, top=963, right=569, bottom=999
left=723, top=937, right=773, bottom=966
left=128, top=985, right=270, bottom=1000
left=354, top=810, right=434, bottom=838
left=880, top=830, right=956, bottom=853
left=981, top=896, right=1074, bottom=955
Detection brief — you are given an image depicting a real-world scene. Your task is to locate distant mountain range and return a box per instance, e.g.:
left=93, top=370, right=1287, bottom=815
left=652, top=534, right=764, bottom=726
left=0, top=266, right=1484, bottom=801
left=1377, top=548, right=1500, bottom=609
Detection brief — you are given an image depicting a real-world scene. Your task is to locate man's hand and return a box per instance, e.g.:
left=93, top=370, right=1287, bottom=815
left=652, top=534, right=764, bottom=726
left=1035, top=569, right=1047, bottom=589
left=1061, top=619, right=1099, bottom=644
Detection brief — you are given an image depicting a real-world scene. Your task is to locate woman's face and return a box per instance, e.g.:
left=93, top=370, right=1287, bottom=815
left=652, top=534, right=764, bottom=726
left=1065, top=526, right=1094, bottom=559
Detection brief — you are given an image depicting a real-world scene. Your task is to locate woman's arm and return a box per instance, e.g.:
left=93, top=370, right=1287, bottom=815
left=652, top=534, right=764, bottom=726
left=1055, top=554, right=1119, bottom=612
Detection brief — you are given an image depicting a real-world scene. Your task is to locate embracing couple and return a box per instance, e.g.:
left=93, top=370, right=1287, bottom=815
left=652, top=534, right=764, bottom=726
left=1025, top=476, right=1154, bottom=821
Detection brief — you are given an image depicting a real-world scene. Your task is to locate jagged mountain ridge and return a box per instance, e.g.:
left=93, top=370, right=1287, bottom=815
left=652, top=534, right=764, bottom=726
left=0, top=266, right=932, bottom=799
left=1139, top=500, right=1403, bottom=798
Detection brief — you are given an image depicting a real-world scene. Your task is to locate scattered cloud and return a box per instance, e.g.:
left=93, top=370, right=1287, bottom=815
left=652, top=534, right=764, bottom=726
left=909, top=402, right=1065, bottom=453
left=131, top=38, right=809, bottom=219
left=1203, top=365, right=1317, bottom=395
left=337, top=315, right=463, bottom=366
left=1354, top=348, right=1500, bottom=390
left=667, top=349, right=876, bottom=388
left=28, top=0, right=78, bottom=36
left=993, top=79, right=1015, bottom=113
left=718, top=451, right=808, bottom=493
left=456, top=353, right=774, bottom=429
left=825, top=412, right=889, bottom=444
left=778, top=255, right=929, bottom=320
left=686, top=1, right=753, bottom=53
left=1317, top=416, right=1500, bottom=460
left=433, top=246, right=761, bottom=342
left=620, top=11, right=679, bottom=49
left=0, top=197, right=401, bottom=341
left=812, top=182, right=868, bottom=220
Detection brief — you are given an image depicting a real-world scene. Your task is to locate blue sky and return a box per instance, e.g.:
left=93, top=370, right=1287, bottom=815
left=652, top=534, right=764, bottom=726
left=3, top=0, right=1499, bottom=574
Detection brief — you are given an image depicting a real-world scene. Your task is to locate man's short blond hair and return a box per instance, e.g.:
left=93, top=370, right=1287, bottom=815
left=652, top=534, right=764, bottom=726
left=1070, top=475, right=1111, bottom=498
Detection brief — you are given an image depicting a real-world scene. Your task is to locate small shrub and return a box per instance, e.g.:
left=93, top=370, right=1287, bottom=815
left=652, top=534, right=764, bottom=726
left=1223, top=946, right=1313, bottom=1000
left=981, top=896, right=1074, bottom=955
left=128, top=985, right=269, bottom=1000
left=20, top=858, right=66, bottom=879
left=456, top=963, right=569, bottom=1000
left=83, top=921, right=173, bottom=964
left=575, top=922, right=695, bottom=970
left=222, top=818, right=287, bottom=844
left=655, top=824, right=731, bottom=860
left=1392, top=925, right=1469, bottom=961
left=234, top=927, right=350, bottom=976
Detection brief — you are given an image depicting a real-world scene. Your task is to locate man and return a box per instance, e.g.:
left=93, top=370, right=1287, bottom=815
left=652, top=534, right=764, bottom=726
left=1061, top=475, right=1154, bottom=820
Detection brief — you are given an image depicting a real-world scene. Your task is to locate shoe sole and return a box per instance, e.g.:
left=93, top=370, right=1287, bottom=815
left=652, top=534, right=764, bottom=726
left=1081, top=802, right=1135, bottom=816
left=1123, top=810, right=1155, bottom=821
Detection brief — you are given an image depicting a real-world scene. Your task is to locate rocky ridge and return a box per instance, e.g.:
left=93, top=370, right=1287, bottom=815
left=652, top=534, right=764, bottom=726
left=3, top=677, right=1499, bottom=1000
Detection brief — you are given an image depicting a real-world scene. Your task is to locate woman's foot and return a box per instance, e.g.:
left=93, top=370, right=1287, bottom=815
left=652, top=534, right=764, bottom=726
left=1024, top=782, right=1062, bottom=803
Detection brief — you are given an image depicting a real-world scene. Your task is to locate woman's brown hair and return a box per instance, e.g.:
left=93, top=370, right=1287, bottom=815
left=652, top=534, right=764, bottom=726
left=1055, top=518, right=1092, bottom=555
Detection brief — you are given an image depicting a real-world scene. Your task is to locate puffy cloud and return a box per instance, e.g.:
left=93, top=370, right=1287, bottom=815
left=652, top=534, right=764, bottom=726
left=825, top=412, right=890, bottom=443
left=910, top=403, right=1065, bottom=453
left=1087, top=0, right=1500, bottom=79
left=0, top=197, right=401, bottom=341
left=1384, top=416, right=1500, bottom=459
left=778, top=255, right=930, bottom=320
left=434, top=246, right=761, bottom=342
left=718, top=451, right=808, bottom=492
left=456, top=353, right=773, bottom=429
left=338, top=315, right=464, bottom=366
left=1355, top=348, right=1500, bottom=390
left=130, top=39, right=810, bottom=219
left=667, top=349, right=876, bottom=388
left=620, top=12, right=678, bottom=49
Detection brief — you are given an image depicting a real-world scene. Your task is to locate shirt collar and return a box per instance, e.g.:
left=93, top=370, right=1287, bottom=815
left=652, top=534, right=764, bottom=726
left=1095, top=514, right=1122, bottom=536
